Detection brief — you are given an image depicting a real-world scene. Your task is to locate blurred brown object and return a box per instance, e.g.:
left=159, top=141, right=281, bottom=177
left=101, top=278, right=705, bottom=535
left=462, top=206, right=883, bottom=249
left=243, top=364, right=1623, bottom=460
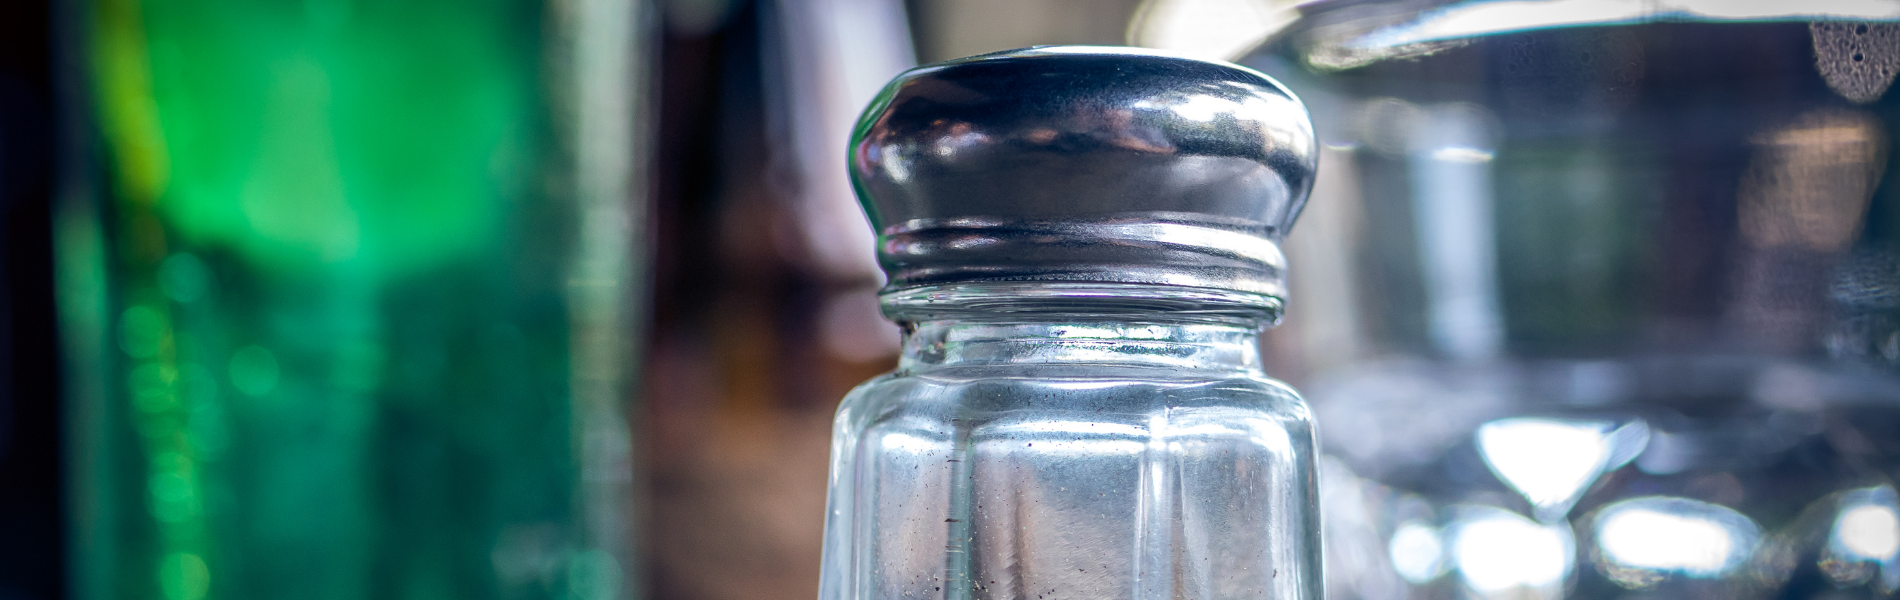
left=642, top=1, right=890, bottom=599
left=638, top=2, right=1155, bottom=599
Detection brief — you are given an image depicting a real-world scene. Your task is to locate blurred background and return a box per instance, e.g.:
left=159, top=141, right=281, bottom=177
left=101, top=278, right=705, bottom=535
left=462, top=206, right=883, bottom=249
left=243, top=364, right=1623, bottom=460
left=8, top=0, right=1900, bottom=599
left=0, top=1, right=1189, bottom=599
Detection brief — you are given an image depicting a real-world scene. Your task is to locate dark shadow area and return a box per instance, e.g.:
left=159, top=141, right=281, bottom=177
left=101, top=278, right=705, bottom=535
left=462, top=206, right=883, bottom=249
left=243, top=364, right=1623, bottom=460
left=0, top=0, right=63, bottom=598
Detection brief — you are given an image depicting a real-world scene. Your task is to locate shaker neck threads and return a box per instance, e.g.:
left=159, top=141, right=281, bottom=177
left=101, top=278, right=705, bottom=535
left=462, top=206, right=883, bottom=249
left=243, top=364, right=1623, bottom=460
left=898, top=318, right=1265, bottom=373
left=879, top=281, right=1284, bottom=330
left=874, top=211, right=1292, bottom=299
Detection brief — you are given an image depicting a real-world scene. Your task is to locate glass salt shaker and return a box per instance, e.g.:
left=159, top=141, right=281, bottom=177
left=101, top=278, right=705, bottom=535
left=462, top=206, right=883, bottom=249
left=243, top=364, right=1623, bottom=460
left=818, top=46, right=1322, bottom=600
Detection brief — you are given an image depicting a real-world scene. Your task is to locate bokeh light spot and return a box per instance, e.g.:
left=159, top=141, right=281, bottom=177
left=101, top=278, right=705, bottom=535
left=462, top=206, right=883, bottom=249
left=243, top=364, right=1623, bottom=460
left=1839, top=503, right=1900, bottom=560
left=567, top=548, right=622, bottom=600
left=1594, top=496, right=1759, bottom=583
left=1451, top=506, right=1572, bottom=594
left=158, top=253, right=211, bottom=302
left=130, top=363, right=181, bottom=414
left=148, top=469, right=195, bottom=523
left=1389, top=520, right=1446, bottom=583
left=157, top=552, right=209, bottom=600
left=1477, top=418, right=1641, bottom=520
left=229, top=345, right=280, bottom=397
left=120, top=305, right=168, bottom=358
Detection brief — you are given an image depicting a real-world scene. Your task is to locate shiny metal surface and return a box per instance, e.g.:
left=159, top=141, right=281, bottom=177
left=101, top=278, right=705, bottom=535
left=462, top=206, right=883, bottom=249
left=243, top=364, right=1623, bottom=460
left=849, top=46, right=1318, bottom=301
left=1242, top=8, right=1900, bottom=600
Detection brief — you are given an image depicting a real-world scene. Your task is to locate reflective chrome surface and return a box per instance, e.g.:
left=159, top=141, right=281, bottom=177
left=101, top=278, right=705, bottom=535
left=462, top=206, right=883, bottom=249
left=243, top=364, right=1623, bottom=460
left=850, top=46, right=1318, bottom=302
left=1243, top=5, right=1900, bottom=600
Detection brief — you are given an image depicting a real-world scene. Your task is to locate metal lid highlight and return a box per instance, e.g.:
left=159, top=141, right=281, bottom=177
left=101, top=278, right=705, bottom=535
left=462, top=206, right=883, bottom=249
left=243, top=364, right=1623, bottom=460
left=850, top=46, right=1318, bottom=301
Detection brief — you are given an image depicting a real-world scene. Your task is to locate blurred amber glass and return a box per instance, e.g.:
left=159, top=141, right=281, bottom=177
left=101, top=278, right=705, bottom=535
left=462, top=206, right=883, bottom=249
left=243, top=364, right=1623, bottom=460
left=59, top=1, right=645, bottom=599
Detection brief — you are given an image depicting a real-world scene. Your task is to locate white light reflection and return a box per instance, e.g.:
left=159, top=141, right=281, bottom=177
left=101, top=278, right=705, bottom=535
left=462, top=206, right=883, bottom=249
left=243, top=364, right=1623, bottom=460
left=879, top=144, right=909, bottom=182
left=1832, top=486, right=1900, bottom=562
left=1477, top=417, right=1648, bottom=522
left=873, top=430, right=947, bottom=455
left=1429, top=146, right=1495, bottom=163
left=1593, top=496, right=1761, bottom=584
left=1168, top=94, right=1239, bottom=122
left=1449, top=505, right=1573, bottom=596
left=1820, top=486, right=1900, bottom=592
left=931, top=127, right=989, bottom=158
left=1409, top=103, right=1503, bottom=361
left=1166, top=421, right=1254, bottom=440
left=1127, top=0, right=1298, bottom=61
left=1389, top=520, right=1447, bottom=583
left=1347, top=0, right=1900, bottom=52
left=1841, top=505, right=1900, bottom=559
left=1112, top=223, right=1287, bottom=265
left=1035, top=380, right=1144, bottom=391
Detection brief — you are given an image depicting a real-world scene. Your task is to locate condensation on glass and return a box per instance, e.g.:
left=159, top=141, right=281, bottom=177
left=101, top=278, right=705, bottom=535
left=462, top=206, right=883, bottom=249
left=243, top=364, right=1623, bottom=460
left=817, top=47, right=1324, bottom=600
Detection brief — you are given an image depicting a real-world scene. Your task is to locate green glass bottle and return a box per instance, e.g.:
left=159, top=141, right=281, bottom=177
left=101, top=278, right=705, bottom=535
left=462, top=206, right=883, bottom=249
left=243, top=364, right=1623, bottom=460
left=59, top=1, right=647, bottom=599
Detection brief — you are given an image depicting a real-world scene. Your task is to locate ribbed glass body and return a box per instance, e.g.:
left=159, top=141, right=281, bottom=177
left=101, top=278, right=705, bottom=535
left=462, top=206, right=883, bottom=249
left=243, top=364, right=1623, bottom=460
left=818, top=284, right=1321, bottom=600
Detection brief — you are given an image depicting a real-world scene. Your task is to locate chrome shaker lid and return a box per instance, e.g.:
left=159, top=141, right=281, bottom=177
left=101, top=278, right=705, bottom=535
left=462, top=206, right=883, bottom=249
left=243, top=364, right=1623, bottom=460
left=850, top=46, right=1318, bottom=302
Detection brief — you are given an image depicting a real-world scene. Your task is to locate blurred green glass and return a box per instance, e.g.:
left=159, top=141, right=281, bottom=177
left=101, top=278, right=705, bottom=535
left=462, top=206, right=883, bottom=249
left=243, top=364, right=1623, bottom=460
left=59, top=0, right=647, bottom=599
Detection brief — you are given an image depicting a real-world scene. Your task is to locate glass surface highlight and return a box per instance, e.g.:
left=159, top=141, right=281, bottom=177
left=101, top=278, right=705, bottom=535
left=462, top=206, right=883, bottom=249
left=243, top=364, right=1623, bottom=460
left=819, top=297, right=1321, bottom=600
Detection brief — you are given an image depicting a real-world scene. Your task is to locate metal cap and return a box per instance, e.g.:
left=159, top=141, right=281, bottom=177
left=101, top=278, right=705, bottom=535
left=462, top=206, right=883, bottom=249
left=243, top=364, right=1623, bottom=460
left=850, top=46, right=1317, bottom=302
